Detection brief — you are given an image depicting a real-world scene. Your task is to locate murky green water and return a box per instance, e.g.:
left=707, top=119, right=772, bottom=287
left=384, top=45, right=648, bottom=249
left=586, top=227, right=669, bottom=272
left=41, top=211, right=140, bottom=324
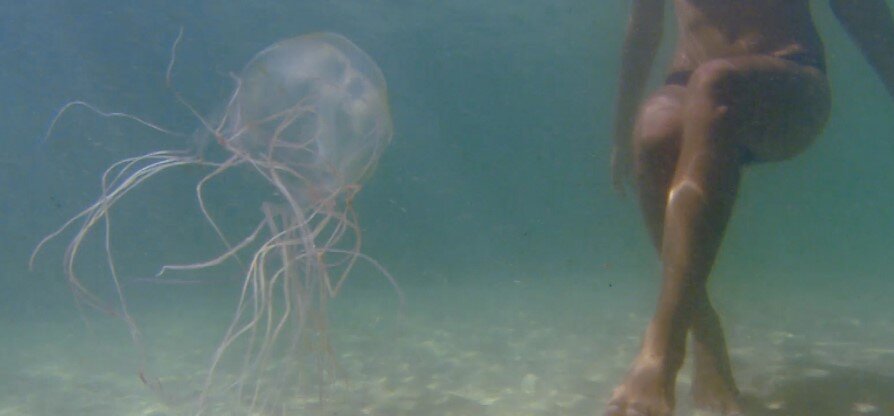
left=1, top=1, right=892, bottom=415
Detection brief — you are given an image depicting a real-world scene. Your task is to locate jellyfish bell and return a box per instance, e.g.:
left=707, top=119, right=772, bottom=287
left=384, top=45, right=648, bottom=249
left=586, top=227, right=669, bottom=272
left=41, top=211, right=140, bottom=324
left=221, top=32, right=393, bottom=203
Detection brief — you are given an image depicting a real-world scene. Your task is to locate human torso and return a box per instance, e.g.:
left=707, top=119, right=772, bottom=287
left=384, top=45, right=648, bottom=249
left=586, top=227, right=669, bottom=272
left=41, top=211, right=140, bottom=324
left=671, top=0, right=825, bottom=71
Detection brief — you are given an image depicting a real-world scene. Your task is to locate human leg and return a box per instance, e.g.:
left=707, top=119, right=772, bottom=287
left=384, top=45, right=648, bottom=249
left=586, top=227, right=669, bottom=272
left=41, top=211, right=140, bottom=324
left=614, top=82, right=743, bottom=416
left=606, top=56, right=829, bottom=416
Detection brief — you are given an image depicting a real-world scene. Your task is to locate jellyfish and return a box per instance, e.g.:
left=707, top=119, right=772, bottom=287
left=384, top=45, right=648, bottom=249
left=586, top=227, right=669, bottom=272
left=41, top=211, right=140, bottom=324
left=31, top=32, right=400, bottom=414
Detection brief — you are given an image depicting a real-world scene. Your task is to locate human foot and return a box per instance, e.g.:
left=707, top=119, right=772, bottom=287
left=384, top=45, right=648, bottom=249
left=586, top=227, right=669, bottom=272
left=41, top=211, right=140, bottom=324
left=691, top=342, right=743, bottom=415
left=605, top=357, right=675, bottom=416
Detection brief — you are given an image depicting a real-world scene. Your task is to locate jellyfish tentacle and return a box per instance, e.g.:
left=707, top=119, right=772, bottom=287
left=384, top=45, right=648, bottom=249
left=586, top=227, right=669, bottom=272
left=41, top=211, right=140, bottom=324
left=194, top=154, right=247, bottom=265
left=155, top=219, right=266, bottom=278
left=43, top=100, right=185, bottom=145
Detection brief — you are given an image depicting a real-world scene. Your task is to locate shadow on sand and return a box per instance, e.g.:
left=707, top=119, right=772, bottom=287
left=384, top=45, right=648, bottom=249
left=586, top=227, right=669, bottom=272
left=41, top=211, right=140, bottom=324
left=740, top=362, right=894, bottom=416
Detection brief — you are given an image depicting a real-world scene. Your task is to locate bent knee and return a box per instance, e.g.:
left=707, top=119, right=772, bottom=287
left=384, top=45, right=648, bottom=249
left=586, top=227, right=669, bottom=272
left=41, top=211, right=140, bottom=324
left=687, top=60, right=739, bottom=95
left=633, top=90, right=684, bottom=160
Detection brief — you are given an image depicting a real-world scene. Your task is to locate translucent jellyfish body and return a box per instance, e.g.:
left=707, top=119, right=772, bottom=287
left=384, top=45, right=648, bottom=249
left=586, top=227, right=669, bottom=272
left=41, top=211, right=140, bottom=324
left=33, top=32, right=398, bottom=415
left=220, top=33, right=392, bottom=203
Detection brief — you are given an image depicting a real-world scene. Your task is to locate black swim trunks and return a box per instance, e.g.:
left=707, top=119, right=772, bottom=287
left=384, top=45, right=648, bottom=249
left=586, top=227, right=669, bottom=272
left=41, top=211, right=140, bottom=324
left=664, top=51, right=826, bottom=86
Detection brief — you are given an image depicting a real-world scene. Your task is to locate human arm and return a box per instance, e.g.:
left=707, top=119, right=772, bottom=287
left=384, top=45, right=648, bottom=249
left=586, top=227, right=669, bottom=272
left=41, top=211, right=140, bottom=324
left=611, top=0, right=664, bottom=195
left=829, top=0, right=894, bottom=98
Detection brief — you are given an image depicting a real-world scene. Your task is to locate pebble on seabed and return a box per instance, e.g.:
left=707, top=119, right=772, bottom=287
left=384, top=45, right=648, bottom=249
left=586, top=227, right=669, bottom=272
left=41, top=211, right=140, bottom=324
left=852, top=402, right=878, bottom=414
left=521, top=373, right=538, bottom=394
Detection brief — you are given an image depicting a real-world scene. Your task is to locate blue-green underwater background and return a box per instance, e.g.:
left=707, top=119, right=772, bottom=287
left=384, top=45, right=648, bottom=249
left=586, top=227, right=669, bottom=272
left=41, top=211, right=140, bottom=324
left=1, top=1, right=893, bottom=415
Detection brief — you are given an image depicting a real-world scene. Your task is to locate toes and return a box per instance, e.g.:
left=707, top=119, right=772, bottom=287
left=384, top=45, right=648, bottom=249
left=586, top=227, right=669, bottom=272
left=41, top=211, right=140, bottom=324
left=627, top=407, right=649, bottom=416
left=604, top=402, right=654, bottom=416
left=604, top=403, right=624, bottom=416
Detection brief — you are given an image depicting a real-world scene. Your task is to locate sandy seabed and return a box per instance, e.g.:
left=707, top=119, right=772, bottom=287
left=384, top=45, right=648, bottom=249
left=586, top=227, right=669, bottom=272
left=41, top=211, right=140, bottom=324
left=2, top=274, right=893, bottom=416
